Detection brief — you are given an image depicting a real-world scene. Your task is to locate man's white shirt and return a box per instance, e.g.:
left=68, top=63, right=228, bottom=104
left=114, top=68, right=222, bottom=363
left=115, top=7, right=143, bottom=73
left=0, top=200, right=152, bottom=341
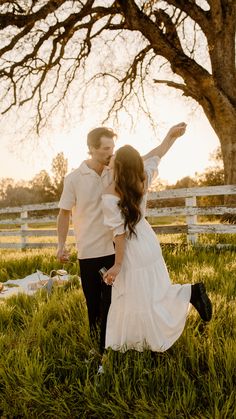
left=59, top=161, right=114, bottom=259
left=59, top=156, right=160, bottom=259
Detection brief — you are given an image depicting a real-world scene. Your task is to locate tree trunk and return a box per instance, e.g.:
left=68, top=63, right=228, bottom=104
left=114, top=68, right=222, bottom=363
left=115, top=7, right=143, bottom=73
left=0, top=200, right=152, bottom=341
left=199, top=94, right=236, bottom=187
left=197, top=82, right=236, bottom=212
left=216, top=121, right=236, bottom=214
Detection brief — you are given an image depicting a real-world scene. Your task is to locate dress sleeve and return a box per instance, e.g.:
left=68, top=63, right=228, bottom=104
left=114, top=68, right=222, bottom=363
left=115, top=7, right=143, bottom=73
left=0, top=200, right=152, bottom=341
left=102, top=195, right=125, bottom=237
left=144, top=156, right=161, bottom=188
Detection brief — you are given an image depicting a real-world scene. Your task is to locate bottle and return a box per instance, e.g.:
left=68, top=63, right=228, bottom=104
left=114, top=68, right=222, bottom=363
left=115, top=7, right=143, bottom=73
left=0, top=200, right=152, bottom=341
left=99, top=267, right=107, bottom=282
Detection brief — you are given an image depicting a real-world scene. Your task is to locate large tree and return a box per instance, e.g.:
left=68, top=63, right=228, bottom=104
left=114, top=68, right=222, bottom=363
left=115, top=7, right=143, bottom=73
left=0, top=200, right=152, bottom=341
left=0, top=0, right=235, bottom=185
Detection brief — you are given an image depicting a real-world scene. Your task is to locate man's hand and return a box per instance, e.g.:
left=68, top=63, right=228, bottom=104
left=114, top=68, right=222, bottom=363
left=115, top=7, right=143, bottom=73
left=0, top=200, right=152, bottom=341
left=57, top=208, right=71, bottom=262
left=167, top=122, right=187, bottom=140
left=56, top=247, right=70, bottom=262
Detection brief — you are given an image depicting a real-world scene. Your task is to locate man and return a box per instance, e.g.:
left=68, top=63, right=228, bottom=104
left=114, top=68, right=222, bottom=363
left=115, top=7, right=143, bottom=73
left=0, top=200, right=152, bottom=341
left=57, top=122, right=188, bottom=353
left=57, top=127, right=116, bottom=353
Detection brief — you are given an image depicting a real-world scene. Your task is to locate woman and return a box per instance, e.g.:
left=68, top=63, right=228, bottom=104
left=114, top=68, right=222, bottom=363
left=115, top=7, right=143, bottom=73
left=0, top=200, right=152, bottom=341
left=101, top=124, right=212, bottom=353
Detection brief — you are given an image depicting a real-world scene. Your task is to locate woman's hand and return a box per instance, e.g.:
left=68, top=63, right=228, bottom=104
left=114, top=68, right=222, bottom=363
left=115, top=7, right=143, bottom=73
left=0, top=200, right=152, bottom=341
left=142, top=122, right=187, bottom=160
left=168, top=122, right=187, bottom=140
left=103, top=264, right=121, bottom=285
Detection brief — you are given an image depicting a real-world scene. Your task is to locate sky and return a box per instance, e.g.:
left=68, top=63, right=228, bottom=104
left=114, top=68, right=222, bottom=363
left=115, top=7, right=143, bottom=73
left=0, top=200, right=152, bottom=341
left=0, top=91, right=220, bottom=185
left=0, top=1, right=221, bottom=186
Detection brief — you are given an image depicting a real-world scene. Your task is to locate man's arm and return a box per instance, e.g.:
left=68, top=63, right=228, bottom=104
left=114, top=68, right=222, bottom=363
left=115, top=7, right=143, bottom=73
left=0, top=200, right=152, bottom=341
left=142, top=122, right=187, bottom=160
left=57, top=208, right=71, bottom=262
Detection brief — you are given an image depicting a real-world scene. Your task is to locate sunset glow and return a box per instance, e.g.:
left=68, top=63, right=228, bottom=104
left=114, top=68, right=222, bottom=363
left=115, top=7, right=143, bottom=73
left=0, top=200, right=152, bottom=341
left=1, top=95, right=219, bottom=185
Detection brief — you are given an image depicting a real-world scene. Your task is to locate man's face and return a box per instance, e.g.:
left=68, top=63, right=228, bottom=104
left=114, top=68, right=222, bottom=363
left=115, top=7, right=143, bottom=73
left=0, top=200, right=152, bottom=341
left=91, top=135, right=115, bottom=166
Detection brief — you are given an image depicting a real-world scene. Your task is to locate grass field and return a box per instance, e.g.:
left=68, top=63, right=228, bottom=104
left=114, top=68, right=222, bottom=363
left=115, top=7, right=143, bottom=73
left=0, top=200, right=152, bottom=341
left=0, top=245, right=235, bottom=418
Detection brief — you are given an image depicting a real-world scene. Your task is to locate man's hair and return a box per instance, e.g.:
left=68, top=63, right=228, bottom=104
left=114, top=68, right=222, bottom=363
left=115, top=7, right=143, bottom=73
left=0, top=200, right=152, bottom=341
left=87, top=127, right=117, bottom=150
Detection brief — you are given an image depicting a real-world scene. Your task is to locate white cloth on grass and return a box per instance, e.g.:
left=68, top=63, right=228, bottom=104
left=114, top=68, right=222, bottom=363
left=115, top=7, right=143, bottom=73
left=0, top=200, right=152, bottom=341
left=0, top=271, right=69, bottom=299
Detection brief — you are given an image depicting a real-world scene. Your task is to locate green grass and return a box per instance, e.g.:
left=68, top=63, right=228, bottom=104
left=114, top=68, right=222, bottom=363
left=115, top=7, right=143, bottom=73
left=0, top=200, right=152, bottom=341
left=0, top=246, right=235, bottom=418
left=0, top=248, right=78, bottom=282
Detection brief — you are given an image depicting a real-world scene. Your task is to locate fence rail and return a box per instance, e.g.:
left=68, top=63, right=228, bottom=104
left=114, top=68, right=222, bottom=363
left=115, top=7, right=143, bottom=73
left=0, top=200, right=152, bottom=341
left=0, top=184, right=235, bottom=249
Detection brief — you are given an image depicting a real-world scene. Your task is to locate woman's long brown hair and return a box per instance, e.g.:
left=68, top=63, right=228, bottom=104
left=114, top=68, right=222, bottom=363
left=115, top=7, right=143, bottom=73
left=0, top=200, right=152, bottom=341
left=114, top=145, right=145, bottom=238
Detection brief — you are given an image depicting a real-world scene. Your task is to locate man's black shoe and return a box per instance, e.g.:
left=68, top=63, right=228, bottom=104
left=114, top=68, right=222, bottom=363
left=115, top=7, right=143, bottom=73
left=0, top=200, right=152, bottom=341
left=190, top=282, right=212, bottom=322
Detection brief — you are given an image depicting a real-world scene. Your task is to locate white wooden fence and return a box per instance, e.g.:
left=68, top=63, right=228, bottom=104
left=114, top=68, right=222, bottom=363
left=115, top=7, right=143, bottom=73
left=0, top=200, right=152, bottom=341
left=0, top=185, right=235, bottom=249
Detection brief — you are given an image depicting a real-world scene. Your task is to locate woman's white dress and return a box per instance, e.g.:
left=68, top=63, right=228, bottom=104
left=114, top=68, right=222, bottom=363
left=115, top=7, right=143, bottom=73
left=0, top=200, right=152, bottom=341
left=102, top=156, right=191, bottom=352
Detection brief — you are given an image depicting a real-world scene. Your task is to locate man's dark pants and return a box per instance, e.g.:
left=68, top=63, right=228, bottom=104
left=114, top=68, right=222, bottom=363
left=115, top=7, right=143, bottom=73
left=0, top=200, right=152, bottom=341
left=79, top=254, right=115, bottom=353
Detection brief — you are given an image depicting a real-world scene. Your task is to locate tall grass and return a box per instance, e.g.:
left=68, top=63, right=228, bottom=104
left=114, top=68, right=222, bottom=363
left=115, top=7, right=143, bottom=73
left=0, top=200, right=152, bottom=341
left=0, top=248, right=78, bottom=282
left=0, top=246, right=235, bottom=418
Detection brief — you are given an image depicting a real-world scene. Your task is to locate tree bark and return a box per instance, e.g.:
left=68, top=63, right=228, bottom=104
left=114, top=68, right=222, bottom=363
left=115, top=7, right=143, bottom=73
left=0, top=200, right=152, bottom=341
left=205, top=106, right=236, bottom=186
left=201, top=89, right=236, bottom=208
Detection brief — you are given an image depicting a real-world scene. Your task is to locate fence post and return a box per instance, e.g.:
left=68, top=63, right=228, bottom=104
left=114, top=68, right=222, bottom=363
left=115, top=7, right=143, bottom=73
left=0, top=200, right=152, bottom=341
left=20, top=210, right=28, bottom=250
left=185, top=196, right=197, bottom=244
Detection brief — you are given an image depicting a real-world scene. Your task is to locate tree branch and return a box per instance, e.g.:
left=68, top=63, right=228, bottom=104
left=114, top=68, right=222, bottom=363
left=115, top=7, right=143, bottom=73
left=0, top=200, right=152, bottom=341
left=0, top=2, right=123, bottom=132
left=153, top=78, right=198, bottom=99
left=166, top=0, right=211, bottom=37
left=117, top=0, right=212, bottom=91
left=0, top=0, right=66, bottom=29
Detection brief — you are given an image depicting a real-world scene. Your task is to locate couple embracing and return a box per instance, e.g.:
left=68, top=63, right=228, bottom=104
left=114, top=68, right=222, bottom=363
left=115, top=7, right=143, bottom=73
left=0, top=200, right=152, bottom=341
left=57, top=124, right=212, bottom=360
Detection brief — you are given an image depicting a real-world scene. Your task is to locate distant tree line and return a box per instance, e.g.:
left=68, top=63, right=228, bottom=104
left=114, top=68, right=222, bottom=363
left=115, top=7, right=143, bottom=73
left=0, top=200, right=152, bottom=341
left=148, top=147, right=224, bottom=210
left=0, top=152, right=68, bottom=208
left=0, top=148, right=224, bottom=209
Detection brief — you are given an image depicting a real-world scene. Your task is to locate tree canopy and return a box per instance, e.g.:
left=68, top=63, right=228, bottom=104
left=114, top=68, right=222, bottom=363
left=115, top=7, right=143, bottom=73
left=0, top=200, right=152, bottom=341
left=0, top=1, right=235, bottom=184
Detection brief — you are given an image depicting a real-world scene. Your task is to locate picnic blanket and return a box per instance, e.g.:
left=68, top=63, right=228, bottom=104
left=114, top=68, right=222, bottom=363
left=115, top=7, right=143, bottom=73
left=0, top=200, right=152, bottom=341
left=0, top=270, right=69, bottom=299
